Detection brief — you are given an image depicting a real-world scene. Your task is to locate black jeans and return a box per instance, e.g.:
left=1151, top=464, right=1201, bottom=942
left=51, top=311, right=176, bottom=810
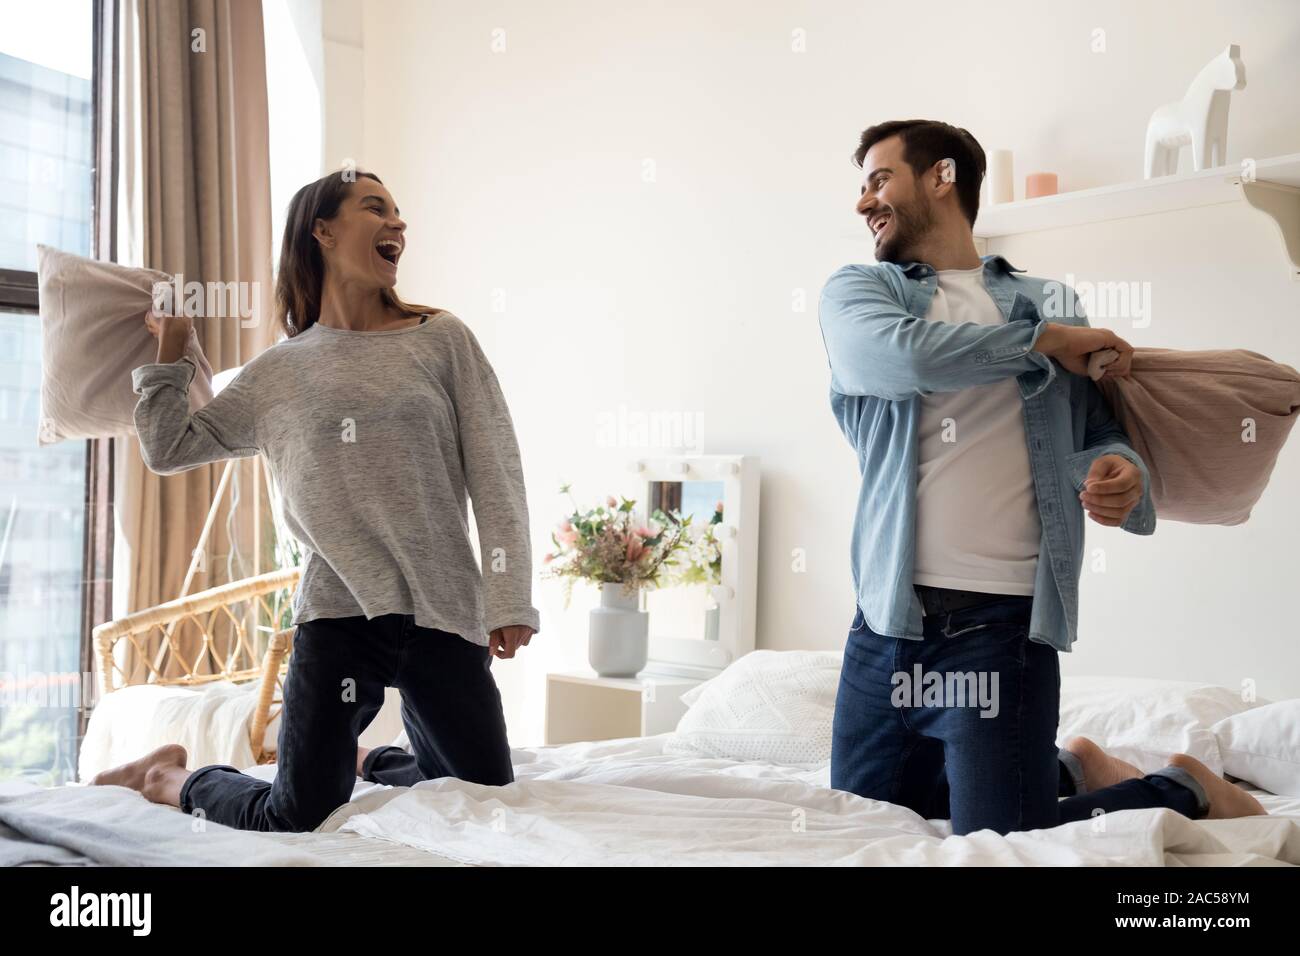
left=179, top=613, right=513, bottom=832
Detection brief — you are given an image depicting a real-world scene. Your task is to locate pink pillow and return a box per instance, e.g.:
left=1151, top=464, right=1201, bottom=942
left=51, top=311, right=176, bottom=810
left=1091, top=347, right=1300, bottom=525
left=36, top=244, right=214, bottom=446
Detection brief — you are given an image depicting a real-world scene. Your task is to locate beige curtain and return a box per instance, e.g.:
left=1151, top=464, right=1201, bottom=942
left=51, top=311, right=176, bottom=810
left=112, top=0, right=278, bottom=679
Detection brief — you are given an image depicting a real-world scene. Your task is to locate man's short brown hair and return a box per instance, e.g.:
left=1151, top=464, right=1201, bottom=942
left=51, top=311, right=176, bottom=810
left=853, top=119, right=987, bottom=227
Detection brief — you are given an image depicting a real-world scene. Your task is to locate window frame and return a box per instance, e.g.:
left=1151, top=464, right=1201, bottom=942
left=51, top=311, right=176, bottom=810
left=77, top=0, right=119, bottom=743
left=0, top=0, right=114, bottom=768
left=0, top=270, right=38, bottom=312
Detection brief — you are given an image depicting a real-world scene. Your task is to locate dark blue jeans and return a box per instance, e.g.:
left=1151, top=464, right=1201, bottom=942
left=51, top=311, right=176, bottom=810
left=179, top=613, right=513, bottom=832
left=830, top=593, right=1209, bottom=836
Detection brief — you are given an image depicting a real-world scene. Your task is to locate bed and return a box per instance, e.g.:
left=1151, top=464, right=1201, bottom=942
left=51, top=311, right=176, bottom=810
left=4, top=648, right=1299, bottom=866
left=5, top=727, right=1298, bottom=867
left=312, top=732, right=1300, bottom=866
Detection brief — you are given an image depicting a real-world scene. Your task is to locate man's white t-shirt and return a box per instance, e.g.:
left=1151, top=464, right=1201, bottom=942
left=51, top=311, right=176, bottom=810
left=912, top=264, right=1041, bottom=595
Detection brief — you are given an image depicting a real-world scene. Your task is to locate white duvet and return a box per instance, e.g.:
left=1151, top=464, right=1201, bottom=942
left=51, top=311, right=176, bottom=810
left=317, top=735, right=1300, bottom=866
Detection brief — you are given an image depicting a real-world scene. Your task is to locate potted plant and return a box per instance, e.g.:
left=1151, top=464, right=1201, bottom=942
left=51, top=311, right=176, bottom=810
left=543, top=484, right=690, bottom=677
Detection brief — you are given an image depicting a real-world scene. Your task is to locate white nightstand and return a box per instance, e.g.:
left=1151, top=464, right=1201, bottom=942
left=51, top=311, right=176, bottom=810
left=544, top=671, right=703, bottom=745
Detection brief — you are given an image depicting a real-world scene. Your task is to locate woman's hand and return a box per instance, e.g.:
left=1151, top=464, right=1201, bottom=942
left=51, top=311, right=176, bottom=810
left=489, top=624, right=535, bottom=659
left=146, top=304, right=194, bottom=338
left=147, top=305, right=194, bottom=363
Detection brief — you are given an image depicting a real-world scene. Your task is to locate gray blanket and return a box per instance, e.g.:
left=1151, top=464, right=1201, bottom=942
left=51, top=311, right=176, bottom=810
left=0, top=781, right=325, bottom=866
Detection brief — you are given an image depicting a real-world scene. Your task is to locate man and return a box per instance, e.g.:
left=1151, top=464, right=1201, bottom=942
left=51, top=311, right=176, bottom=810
left=817, top=118, right=1265, bottom=836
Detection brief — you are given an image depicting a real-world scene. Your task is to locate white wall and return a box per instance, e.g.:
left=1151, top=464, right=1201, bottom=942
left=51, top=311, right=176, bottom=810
left=343, top=0, right=1300, bottom=740
left=321, top=0, right=365, bottom=170
left=264, top=0, right=324, bottom=254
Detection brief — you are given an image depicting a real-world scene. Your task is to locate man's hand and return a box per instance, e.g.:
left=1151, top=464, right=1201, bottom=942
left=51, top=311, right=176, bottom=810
left=1079, top=454, right=1142, bottom=527
left=489, top=624, right=535, bottom=660
left=1035, top=322, right=1134, bottom=378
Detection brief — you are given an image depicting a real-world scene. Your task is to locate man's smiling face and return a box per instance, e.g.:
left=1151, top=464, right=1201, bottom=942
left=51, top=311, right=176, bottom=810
left=855, top=134, right=935, bottom=265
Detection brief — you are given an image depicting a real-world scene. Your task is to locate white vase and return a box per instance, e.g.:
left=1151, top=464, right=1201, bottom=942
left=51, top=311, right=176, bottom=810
left=589, top=582, right=648, bottom=678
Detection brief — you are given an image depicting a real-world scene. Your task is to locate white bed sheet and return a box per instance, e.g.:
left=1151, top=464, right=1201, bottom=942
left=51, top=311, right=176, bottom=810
left=313, top=734, right=1300, bottom=867
left=11, top=734, right=1300, bottom=867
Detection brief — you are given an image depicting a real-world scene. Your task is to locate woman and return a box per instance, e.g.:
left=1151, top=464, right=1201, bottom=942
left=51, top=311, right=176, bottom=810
left=92, top=170, right=540, bottom=832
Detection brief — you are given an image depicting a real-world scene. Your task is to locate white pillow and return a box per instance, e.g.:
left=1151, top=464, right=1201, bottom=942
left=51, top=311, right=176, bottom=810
left=1057, top=676, right=1265, bottom=776
left=1211, top=700, right=1300, bottom=796
left=663, top=652, right=1263, bottom=776
left=78, top=681, right=271, bottom=781
left=36, top=244, right=215, bottom=445
left=664, top=650, right=842, bottom=767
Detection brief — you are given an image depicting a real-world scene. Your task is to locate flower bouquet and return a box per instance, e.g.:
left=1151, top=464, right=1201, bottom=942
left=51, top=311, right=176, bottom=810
left=543, top=484, right=690, bottom=676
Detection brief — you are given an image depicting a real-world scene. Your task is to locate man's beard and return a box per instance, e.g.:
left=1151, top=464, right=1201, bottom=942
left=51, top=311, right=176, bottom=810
left=874, top=193, right=934, bottom=264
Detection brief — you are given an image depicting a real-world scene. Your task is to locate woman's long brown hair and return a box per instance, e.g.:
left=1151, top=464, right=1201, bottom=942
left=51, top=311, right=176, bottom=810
left=274, top=169, right=437, bottom=338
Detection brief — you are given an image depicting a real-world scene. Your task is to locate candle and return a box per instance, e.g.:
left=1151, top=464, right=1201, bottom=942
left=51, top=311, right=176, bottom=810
left=1025, top=172, right=1059, bottom=199
left=988, top=149, right=1014, bottom=204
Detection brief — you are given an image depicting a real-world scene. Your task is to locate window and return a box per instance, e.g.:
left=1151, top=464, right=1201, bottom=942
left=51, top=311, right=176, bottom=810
left=0, top=0, right=94, bottom=785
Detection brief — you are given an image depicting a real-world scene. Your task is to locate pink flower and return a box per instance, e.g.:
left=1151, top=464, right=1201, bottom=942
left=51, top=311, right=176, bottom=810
left=543, top=552, right=554, bottom=564
left=555, top=520, right=578, bottom=548
left=634, top=525, right=654, bottom=539
left=606, top=495, right=618, bottom=508
left=715, top=500, right=724, bottom=514
left=625, top=534, right=645, bottom=563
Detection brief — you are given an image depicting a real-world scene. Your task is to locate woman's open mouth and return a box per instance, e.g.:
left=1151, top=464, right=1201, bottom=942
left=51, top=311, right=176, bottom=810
left=375, top=237, right=402, bottom=270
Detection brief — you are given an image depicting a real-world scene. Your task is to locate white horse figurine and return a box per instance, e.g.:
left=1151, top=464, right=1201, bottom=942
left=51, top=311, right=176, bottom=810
left=1144, top=44, right=1246, bottom=178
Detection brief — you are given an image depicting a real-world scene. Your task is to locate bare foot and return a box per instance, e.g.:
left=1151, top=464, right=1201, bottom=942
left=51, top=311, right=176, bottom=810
left=92, top=744, right=187, bottom=791
left=92, top=744, right=190, bottom=807
left=356, top=746, right=371, bottom=778
left=1167, top=753, right=1267, bottom=820
left=1063, top=736, right=1143, bottom=791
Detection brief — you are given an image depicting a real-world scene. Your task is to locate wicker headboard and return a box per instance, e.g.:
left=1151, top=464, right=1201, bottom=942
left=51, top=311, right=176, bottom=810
left=90, top=567, right=301, bottom=763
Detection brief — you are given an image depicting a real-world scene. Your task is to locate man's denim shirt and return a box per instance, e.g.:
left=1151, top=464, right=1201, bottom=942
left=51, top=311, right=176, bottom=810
left=817, top=254, right=1156, bottom=653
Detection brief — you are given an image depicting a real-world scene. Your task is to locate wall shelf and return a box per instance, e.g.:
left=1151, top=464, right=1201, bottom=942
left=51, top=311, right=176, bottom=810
left=973, top=153, right=1300, bottom=280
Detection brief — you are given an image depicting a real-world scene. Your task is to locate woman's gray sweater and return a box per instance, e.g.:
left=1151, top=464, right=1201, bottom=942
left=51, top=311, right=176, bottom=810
left=130, top=311, right=541, bottom=645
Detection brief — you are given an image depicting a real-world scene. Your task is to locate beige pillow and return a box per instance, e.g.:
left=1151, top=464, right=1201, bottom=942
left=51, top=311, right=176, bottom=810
left=1090, top=347, right=1300, bottom=525
left=36, top=244, right=214, bottom=446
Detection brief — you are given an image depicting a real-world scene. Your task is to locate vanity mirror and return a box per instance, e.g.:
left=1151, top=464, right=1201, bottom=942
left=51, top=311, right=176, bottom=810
left=629, top=455, right=759, bottom=678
